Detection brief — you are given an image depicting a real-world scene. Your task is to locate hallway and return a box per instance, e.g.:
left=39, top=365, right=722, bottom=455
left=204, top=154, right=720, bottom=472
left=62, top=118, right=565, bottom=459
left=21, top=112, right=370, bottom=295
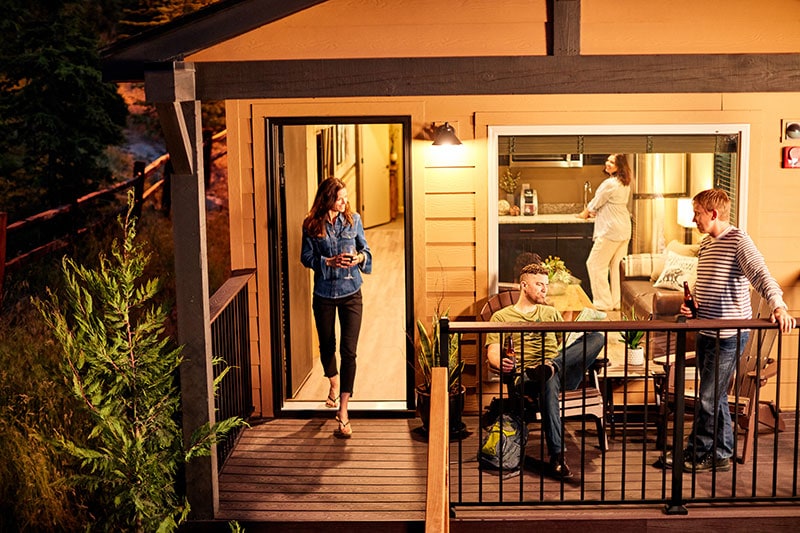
left=288, top=215, right=408, bottom=409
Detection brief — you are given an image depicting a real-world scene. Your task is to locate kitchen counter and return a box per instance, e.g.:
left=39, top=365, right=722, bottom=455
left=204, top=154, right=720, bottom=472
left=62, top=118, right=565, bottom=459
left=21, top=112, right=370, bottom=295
left=498, top=214, right=593, bottom=224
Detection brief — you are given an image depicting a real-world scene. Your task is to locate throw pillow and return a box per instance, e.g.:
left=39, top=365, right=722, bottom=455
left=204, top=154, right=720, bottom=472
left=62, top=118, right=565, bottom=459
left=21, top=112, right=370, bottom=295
left=649, top=240, right=700, bottom=282
left=653, top=250, right=698, bottom=291
left=624, top=253, right=665, bottom=279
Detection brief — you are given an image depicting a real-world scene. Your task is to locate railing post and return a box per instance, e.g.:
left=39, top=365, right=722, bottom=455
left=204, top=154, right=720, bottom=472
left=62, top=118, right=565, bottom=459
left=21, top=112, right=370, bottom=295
left=162, top=160, right=173, bottom=216
left=0, top=212, right=6, bottom=308
left=425, top=367, right=450, bottom=533
left=439, top=317, right=449, bottom=369
left=666, top=328, right=689, bottom=515
left=132, top=161, right=146, bottom=220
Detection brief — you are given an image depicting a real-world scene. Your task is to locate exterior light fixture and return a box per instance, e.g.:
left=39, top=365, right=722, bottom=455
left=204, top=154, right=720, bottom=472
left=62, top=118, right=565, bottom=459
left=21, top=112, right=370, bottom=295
left=432, top=122, right=461, bottom=146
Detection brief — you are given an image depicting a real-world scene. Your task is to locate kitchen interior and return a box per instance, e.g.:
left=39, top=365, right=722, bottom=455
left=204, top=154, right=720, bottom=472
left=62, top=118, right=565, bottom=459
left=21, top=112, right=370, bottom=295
left=495, top=133, right=739, bottom=297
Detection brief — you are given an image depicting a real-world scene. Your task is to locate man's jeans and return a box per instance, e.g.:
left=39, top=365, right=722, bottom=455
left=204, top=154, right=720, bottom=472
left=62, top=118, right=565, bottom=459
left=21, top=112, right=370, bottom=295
left=523, top=332, right=605, bottom=458
left=687, top=331, right=750, bottom=461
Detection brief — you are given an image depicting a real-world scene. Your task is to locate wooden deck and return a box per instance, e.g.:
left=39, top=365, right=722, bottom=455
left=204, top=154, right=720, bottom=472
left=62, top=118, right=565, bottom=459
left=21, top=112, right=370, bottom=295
left=215, top=417, right=427, bottom=531
left=206, top=414, right=800, bottom=532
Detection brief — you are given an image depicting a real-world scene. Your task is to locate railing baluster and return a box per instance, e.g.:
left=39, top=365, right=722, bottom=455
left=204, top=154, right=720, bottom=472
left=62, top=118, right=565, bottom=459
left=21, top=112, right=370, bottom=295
left=447, top=317, right=796, bottom=515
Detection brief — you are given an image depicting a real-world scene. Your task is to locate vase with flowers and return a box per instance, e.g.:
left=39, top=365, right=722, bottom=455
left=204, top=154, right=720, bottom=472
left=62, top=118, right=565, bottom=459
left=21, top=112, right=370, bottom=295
left=499, top=168, right=521, bottom=206
left=543, top=255, right=572, bottom=295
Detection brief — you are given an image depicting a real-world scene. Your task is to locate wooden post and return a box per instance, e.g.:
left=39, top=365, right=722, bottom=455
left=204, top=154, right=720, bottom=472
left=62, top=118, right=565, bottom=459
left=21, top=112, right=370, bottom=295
left=425, top=367, right=450, bottom=533
left=0, top=212, right=7, bottom=308
left=146, top=62, right=218, bottom=519
left=132, top=161, right=146, bottom=220
left=162, top=160, right=173, bottom=216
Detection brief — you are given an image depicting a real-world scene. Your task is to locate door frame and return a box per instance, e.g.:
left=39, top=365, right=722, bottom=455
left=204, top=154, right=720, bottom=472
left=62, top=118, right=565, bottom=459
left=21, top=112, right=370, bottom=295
left=264, top=115, right=416, bottom=416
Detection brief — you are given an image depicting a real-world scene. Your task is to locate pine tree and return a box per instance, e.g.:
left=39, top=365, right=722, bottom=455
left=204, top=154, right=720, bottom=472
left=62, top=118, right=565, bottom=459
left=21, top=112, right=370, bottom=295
left=35, top=191, right=245, bottom=532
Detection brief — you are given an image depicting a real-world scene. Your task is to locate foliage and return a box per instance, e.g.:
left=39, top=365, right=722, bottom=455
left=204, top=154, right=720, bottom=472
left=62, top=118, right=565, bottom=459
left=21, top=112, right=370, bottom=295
left=416, top=307, right=464, bottom=394
left=543, top=255, right=573, bottom=284
left=34, top=192, right=245, bottom=532
left=0, top=0, right=127, bottom=221
left=117, top=0, right=219, bottom=38
left=0, top=318, right=88, bottom=531
left=618, top=307, right=645, bottom=349
left=499, top=168, right=521, bottom=194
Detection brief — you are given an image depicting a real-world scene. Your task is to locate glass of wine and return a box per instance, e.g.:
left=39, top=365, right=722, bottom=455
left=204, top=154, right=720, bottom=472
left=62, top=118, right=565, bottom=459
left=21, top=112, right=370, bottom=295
left=343, top=244, right=355, bottom=280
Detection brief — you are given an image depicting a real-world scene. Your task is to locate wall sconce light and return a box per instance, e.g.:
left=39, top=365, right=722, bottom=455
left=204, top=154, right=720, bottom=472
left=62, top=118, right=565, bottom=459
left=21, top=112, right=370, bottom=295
left=431, top=122, right=461, bottom=146
left=786, top=122, right=800, bottom=140
left=677, top=197, right=695, bottom=244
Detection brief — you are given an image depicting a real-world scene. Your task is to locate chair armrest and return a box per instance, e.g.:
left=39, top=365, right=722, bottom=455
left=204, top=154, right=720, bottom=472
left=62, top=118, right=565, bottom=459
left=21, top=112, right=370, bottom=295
left=747, top=358, right=779, bottom=384
left=652, top=291, right=684, bottom=317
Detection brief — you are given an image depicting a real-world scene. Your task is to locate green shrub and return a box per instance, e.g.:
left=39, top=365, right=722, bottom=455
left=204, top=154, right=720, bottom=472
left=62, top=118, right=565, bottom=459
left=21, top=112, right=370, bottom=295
left=34, top=192, right=244, bottom=532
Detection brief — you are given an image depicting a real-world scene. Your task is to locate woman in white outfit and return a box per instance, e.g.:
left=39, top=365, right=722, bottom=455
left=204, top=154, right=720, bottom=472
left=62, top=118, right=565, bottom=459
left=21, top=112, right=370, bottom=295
left=578, top=154, right=632, bottom=311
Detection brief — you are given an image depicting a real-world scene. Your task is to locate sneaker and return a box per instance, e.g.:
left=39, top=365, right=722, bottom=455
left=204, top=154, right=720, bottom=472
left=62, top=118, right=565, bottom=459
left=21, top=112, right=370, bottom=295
left=550, top=453, right=572, bottom=478
left=525, top=361, right=555, bottom=386
left=655, top=448, right=693, bottom=469
left=684, top=454, right=732, bottom=473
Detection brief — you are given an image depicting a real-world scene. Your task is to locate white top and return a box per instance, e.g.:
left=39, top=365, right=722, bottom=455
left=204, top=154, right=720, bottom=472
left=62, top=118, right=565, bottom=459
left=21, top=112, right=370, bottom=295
left=587, top=176, right=631, bottom=242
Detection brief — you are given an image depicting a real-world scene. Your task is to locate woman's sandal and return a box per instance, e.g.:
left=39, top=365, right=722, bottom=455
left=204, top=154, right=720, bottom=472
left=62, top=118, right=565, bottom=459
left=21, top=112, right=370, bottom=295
left=325, top=389, right=339, bottom=408
left=334, top=415, right=352, bottom=438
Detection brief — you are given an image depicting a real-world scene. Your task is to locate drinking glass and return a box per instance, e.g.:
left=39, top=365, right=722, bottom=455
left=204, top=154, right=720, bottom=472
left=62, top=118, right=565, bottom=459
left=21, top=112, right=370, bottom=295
left=343, top=244, right=355, bottom=280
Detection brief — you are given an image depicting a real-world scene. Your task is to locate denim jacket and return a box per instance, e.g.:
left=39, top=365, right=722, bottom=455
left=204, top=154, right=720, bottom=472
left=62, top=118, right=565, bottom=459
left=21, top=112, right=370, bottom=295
left=301, top=212, right=372, bottom=299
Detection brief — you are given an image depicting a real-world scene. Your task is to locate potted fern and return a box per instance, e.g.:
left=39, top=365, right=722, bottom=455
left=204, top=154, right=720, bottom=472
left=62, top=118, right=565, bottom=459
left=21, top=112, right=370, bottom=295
left=414, top=307, right=466, bottom=437
left=619, top=307, right=646, bottom=365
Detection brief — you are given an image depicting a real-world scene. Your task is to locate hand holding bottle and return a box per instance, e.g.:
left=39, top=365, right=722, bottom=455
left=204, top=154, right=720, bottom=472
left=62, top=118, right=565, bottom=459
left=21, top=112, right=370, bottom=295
left=501, top=336, right=516, bottom=373
left=683, top=281, right=697, bottom=318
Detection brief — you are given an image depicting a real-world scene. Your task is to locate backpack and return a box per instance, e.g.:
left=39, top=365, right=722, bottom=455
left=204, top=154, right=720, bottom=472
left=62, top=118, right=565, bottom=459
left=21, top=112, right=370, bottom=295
left=479, top=413, right=528, bottom=472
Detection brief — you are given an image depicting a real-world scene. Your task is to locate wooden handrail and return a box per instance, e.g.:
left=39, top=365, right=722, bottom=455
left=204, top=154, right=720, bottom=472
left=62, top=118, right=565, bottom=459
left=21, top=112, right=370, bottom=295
left=209, top=269, right=255, bottom=323
left=425, top=366, right=450, bottom=533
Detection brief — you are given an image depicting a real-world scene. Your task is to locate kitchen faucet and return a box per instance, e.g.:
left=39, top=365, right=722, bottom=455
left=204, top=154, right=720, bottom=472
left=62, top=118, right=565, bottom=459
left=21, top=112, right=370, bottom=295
left=583, top=181, right=593, bottom=210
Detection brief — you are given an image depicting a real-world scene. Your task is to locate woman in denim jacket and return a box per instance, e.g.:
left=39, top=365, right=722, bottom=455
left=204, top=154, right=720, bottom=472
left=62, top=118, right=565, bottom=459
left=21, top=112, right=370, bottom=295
left=301, top=177, right=372, bottom=437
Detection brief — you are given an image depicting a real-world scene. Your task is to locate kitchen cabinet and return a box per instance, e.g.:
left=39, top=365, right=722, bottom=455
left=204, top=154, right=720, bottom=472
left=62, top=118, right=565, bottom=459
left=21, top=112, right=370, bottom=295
left=498, top=219, right=594, bottom=300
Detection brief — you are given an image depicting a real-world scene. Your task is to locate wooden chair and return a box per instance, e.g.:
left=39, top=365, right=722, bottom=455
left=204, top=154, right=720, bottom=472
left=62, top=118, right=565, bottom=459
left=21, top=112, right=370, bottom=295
left=659, top=290, right=784, bottom=463
left=479, top=290, right=608, bottom=451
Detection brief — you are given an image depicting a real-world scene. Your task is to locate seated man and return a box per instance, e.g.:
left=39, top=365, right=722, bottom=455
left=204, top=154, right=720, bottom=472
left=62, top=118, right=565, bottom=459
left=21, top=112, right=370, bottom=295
left=486, top=263, right=605, bottom=478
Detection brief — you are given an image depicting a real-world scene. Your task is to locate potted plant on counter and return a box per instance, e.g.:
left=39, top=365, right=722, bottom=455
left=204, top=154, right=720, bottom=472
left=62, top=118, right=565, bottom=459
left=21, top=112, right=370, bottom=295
left=619, top=307, right=646, bottom=366
left=499, top=168, right=520, bottom=207
left=414, top=307, right=466, bottom=438
left=543, top=255, right=573, bottom=295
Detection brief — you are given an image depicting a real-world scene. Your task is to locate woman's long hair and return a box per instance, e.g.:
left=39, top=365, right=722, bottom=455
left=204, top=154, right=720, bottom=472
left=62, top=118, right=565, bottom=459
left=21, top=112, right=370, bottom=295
left=610, top=153, right=632, bottom=186
left=302, top=177, right=353, bottom=237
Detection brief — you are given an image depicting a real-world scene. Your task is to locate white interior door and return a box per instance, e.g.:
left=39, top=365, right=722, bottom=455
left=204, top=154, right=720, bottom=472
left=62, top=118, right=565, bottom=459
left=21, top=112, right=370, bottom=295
left=359, top=124, right=391, bottom=228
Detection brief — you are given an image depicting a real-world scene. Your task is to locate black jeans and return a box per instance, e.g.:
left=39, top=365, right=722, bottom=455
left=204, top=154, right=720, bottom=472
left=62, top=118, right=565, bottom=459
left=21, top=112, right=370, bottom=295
left=312, top=289, right=363, bottom=395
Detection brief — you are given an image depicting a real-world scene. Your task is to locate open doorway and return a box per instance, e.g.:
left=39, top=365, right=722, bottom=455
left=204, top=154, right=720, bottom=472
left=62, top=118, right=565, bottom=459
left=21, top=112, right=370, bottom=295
left=266, top=117, right=415, bottom=414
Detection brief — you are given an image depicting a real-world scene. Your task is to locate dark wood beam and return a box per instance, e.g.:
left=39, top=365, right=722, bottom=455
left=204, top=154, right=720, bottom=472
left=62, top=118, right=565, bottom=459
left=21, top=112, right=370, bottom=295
left=552, top=0, right=580, bottom=56
left=189, top=53, right=800, bottom=100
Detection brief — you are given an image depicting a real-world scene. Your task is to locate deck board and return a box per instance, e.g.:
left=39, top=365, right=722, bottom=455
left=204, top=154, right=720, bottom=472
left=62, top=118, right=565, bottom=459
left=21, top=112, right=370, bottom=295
left=217, top=417, right=428, bottom=523
left=215, top=414, right=800, bottom=527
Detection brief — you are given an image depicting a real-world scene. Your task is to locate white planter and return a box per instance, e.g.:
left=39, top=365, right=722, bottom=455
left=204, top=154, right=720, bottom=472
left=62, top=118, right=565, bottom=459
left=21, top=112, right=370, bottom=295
left=627, top=347, right=645, bottom=366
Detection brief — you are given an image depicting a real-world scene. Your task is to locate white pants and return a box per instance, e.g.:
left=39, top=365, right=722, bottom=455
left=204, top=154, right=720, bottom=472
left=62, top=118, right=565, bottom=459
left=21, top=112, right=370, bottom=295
left=586, top=237, right=629, bottom=311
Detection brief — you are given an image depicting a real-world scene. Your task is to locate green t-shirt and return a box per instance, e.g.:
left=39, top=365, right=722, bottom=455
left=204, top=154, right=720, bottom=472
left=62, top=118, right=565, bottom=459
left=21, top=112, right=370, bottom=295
left=485, top=304, right=563, bottom=369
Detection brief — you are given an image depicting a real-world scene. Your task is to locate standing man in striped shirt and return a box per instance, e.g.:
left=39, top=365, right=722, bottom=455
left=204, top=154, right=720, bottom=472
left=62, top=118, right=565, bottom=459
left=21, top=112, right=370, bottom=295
left=664, top=189, right=795, bottom=473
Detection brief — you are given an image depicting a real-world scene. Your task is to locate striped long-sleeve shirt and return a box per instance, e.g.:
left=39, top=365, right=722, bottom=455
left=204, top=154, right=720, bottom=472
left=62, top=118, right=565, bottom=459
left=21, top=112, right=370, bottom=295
left=695, top=226, right=786, bottom=337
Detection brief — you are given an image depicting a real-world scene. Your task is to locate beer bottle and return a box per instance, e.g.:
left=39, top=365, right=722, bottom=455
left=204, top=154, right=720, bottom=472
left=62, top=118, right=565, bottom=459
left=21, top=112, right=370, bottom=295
left=683, top=281, right=697, bottom=318
left=503, top=335, right=515, bottom=357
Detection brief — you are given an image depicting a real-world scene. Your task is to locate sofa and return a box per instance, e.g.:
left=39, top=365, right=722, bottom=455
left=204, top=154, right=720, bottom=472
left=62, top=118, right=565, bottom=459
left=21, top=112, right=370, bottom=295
left=619, top=240, right=700, bottom=319
left=619, top=240, right=700, bottom=357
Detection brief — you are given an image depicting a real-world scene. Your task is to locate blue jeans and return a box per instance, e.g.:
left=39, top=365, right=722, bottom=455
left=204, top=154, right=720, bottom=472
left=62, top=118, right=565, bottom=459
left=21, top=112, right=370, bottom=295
left=686, top=331, right=750, bottom=461
left=523, top=332, right=605, bottom=458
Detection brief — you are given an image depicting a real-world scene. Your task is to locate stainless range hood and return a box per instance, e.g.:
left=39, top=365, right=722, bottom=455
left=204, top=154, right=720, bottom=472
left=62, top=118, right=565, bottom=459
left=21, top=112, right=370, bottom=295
left=508, top=152, right=583, bottom=167
left=499, top=136, right=583, bottom=167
